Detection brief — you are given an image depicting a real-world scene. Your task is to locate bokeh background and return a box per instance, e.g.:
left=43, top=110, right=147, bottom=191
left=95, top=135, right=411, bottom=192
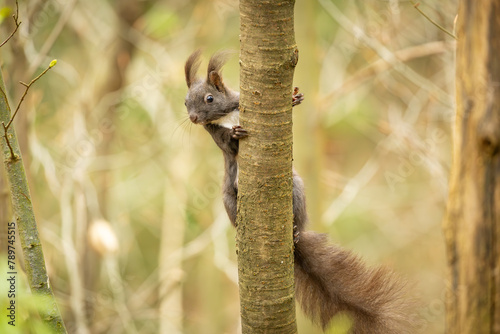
left=0, top=0, right=457, bottom=333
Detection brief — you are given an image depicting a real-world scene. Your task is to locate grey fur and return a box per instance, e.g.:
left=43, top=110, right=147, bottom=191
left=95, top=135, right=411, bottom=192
left=184, top=51, right=415, bottom=333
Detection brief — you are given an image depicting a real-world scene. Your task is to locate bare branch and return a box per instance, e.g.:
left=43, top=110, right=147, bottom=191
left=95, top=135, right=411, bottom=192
left=410, top=1, right=457, bottom=40
left=411, top=1, right=457, bottom=39
left=2, top=122, right=16, bottom=160
left=0, top=0, right=21, bottom=48
left=4, top=60, right=57, bottom=131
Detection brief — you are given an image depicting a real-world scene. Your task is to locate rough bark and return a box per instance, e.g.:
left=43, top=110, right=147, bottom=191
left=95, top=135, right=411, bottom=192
left=443, top=1, right=500, bottom=333
left=237, top=0, right=298, bottom=333
left=0, top=70, right=67, bottom=332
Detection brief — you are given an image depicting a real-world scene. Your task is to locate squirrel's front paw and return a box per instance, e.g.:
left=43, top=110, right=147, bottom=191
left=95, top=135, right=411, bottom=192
left=231, top=125, right=248, bottom=139
left=292, top=86, right=304, bottom=107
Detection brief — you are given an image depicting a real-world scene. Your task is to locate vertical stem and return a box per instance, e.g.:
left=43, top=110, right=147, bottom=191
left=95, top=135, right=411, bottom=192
left=0, top=165, right=10, bottom=256
left=0, top=69, right=67, bottom=333
left=443, top=1, right=500, bottom=332
left=237, top=0, right=298, bottom=332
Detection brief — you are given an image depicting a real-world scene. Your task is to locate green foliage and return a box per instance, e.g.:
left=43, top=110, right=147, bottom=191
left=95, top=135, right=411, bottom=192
left=0, top=257, right=57, bottom=334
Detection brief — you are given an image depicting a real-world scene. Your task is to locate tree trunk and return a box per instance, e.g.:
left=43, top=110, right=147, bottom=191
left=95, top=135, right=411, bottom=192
left=443, top=1, right=500, bottom=333
left=237, top=0, right=298, bottom=333
left=0, top=166, right=9, bottom=255
left=0, top=68, right=67, bottom=333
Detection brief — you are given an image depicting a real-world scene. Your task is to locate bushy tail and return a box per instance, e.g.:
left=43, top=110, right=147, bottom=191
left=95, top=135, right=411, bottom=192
left=294, top=231, right=415, bottom=333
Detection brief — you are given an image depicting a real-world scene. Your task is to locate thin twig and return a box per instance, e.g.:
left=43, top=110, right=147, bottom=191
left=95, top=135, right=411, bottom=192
left=411, top=1, right=457, bottom=40
left=2, top=60, right=57, bottom=160
left=4, top=60, right=57, bottom=131
left=2, top=122, right=16, bottom=159
left=0, top=86, right=10, bottom=111
left=0, top=83, right=16, bottom=159
left=0, top=0, right=21, bottom=48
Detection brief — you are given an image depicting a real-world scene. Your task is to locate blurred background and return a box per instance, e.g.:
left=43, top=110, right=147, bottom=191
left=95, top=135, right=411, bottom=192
left=0, top=0, right=457, bottom=333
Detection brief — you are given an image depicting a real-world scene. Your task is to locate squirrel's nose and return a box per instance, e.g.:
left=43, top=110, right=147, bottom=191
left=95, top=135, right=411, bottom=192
left=189, top=114, right=198, bottom=123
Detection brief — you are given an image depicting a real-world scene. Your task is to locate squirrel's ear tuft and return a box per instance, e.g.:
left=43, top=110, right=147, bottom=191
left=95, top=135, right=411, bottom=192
left=207, top=50, right=232, bottom=91
left=185, top=49, right=202, bottom=88
left=208, top=71, right=225, bottom=93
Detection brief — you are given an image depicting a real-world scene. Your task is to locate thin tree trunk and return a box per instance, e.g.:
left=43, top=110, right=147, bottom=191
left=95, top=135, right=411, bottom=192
left=237, top=0, right=298, bottom=332
left=0, top=68, right=67, bottom=333
left=0, top=166, right=9, bottom=255
left=443, top=1, right=500, bottom=333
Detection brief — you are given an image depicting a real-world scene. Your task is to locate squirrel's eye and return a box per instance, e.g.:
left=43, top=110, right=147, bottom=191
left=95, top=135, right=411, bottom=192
left=205, top=94, right=214, bottom=103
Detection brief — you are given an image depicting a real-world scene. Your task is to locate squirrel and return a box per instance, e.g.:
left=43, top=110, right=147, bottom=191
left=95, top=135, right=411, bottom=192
left=184, top=50, right=415, bottom=333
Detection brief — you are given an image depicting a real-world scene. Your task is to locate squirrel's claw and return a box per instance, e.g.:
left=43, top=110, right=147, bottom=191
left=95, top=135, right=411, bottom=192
left=293, top=225, right=300, bottom=244
left=292, top=87, right=304, bottom=107
left=231, top=125, right=248, bottom=139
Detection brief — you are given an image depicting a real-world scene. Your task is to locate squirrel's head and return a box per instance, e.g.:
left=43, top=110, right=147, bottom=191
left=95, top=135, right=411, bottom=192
left=184, top=50, right=238, bottom=124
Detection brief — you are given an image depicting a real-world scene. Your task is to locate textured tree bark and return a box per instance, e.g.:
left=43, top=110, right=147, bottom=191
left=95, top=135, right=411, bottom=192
left=237, top=0, right=298, bottom=333
left=443, top=1, right=500, bottom=333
